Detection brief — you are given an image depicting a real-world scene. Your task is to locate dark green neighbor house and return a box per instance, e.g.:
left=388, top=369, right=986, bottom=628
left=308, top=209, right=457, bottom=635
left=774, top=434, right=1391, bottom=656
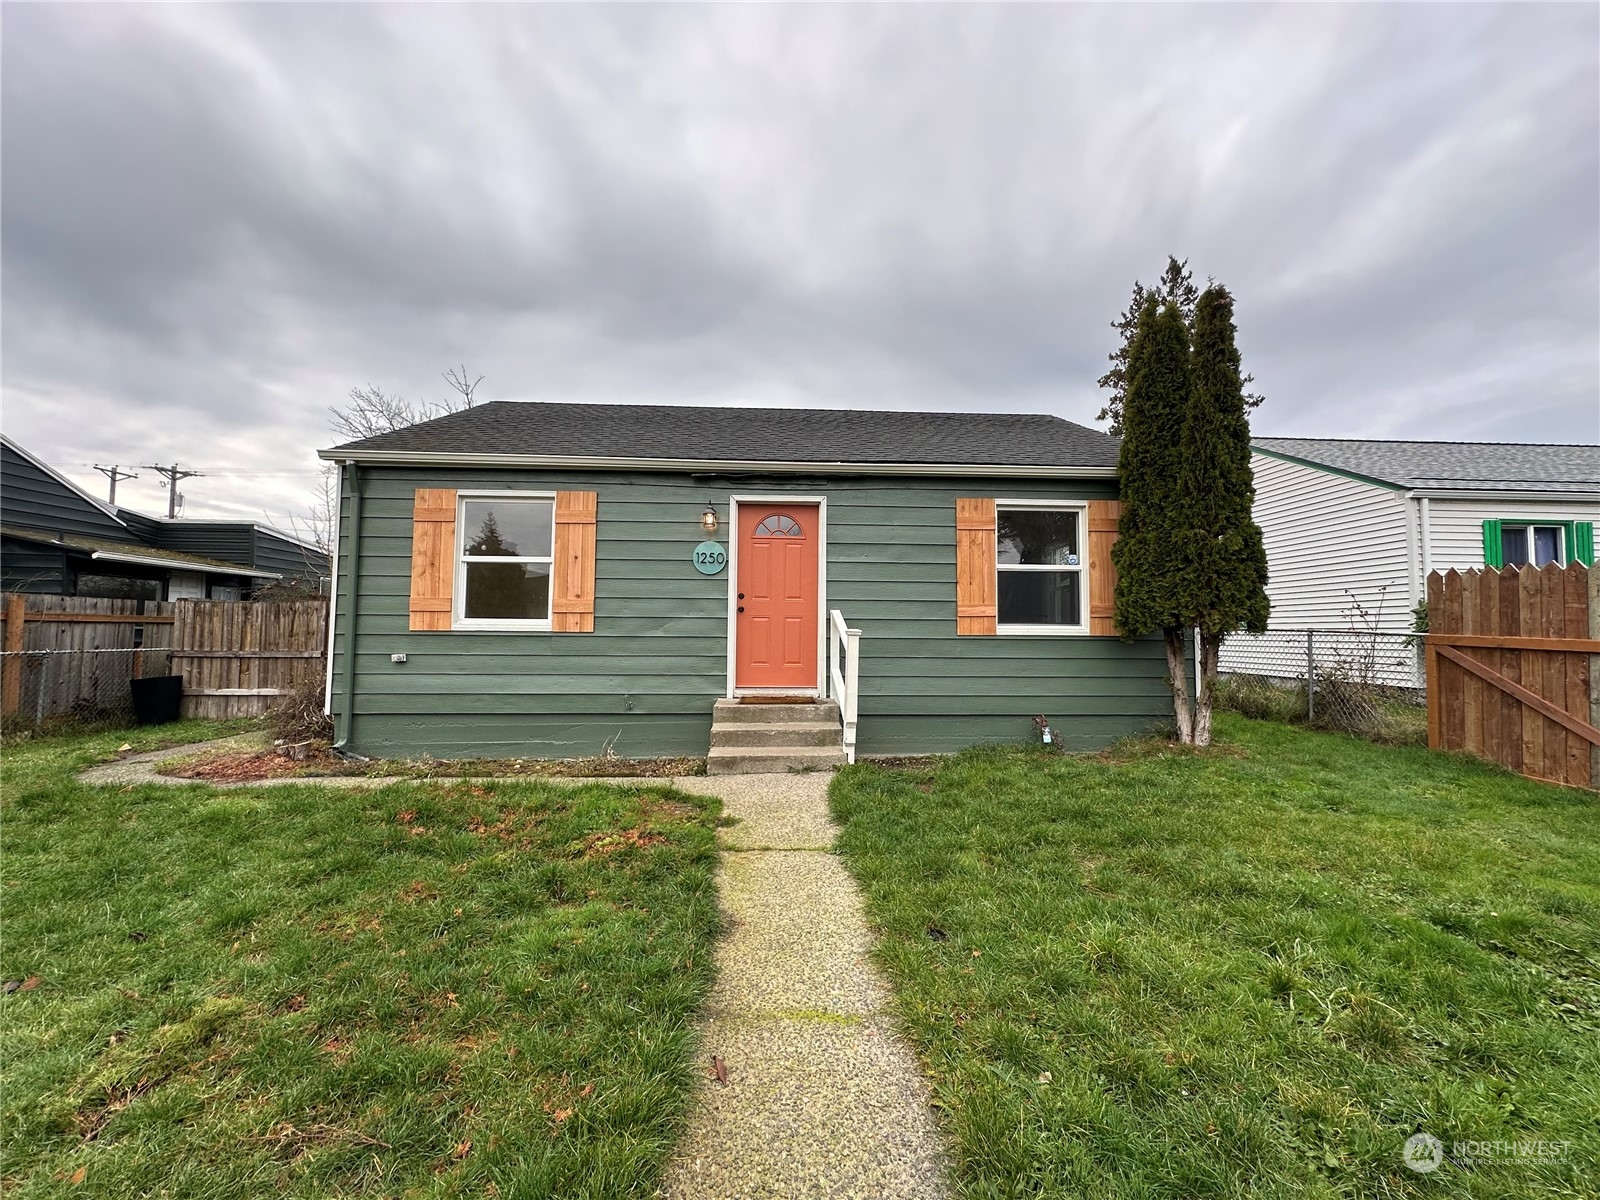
left=2, top=434, right=327, bottom=599
left=320, top=402, right=1169, bottom=771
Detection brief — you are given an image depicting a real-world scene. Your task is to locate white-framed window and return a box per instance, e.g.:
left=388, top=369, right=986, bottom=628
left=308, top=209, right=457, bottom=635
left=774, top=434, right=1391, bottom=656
left=996, top=501, right=1087, bottom=635
left=1502, top=524, right=1565, bottom=569
left=454, top=493, right=556, bottom=628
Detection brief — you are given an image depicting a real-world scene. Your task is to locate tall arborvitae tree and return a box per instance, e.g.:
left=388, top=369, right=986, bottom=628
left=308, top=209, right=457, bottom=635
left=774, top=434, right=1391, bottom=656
left=1178, top=285, right=1270, bottom=745
left=1111, top=298, right=1196, bottom=742
left=1098, top=256, right=1261, bottom=436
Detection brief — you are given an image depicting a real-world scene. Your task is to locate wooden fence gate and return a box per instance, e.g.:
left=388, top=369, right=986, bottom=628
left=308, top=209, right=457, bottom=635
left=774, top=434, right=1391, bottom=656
left=170, top=599, right=328, bottom=719
left=1425, top=563, right=1599, bottom=790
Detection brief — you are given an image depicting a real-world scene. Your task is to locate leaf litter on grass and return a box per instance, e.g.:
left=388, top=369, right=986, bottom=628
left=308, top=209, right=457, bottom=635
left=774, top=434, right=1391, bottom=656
left=829, top=714, right=1600, bottom=1198
left=3, top=722, right=723, bottom=1198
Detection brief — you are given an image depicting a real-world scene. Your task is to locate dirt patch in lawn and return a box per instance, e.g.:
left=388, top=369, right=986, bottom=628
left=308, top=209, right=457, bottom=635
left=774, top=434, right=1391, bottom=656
left=159, top=746, right=707, bottom=783
left=162, top=749, right=319, bottom=783
left=580, top=827, right=669, bottom=859
left=437, top=755, right=706, bottom=779
left=859, top=754, right=947, bottom=771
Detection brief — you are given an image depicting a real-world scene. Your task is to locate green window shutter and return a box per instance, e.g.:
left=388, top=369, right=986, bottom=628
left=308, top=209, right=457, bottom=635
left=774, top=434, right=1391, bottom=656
left=1481, top=519, right=1503, bottom=568
left=1573, top=521, right=1595, bottom=566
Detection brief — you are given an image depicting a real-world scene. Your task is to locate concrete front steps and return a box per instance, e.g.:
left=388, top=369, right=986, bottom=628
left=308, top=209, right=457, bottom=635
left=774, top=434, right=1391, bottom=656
left=707, top=699, right=847, bottom=775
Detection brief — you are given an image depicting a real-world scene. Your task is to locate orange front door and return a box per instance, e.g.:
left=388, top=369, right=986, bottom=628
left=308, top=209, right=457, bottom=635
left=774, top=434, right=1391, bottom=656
left=735, top=503, right=820, bottom=690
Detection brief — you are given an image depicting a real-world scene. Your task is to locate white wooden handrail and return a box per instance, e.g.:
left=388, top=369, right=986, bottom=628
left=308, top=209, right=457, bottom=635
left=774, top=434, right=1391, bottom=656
left=828, top=608, right=861, bottom=763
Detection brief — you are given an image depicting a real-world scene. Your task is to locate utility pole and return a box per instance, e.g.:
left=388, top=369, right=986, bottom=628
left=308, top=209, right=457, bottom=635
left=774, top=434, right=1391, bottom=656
left=92, top=464, right=138, bottom=506
left=138, top=463, right=205, bottom=519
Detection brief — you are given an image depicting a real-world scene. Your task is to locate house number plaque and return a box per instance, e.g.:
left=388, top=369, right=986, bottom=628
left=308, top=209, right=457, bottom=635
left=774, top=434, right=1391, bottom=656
left=692, top=541, right=728, bottom=575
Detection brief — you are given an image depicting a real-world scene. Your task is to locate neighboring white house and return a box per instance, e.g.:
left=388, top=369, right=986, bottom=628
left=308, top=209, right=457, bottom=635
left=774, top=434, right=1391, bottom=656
left=1221, top=438, right=1598, bottom=686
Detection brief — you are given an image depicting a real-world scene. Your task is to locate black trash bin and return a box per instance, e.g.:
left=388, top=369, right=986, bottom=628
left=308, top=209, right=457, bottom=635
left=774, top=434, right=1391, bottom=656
left=130, top=675, right=184, bottom=726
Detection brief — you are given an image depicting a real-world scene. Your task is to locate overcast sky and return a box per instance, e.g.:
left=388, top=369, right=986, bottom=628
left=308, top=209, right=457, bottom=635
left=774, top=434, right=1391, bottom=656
left=3, top=3, right=1596, bottom=529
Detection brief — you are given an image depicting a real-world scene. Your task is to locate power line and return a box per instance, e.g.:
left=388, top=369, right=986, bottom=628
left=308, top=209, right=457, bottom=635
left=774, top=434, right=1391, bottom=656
left=92, top=464, right=138, bottom=505
left=73, top=462, right=324, bottom=475
left=137, top=463, right=206, bottom=519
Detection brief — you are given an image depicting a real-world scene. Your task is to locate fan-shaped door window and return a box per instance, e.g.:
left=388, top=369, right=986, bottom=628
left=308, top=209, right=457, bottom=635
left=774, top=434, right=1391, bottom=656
left=753, top=513, right=803, bottom=538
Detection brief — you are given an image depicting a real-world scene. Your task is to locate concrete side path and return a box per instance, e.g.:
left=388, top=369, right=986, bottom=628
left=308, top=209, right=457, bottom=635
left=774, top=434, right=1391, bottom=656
left=660, top=773, right=951, bottom=1200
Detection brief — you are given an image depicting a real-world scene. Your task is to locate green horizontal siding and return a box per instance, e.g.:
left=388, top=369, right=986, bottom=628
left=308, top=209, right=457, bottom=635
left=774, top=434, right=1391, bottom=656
left=0, top=442, right=133, bottom=543
left=1, top=536, right=68, bottom=594
left=332, top=466, right=1170, bottom=758
left=251, top=530, right=329, bottom=582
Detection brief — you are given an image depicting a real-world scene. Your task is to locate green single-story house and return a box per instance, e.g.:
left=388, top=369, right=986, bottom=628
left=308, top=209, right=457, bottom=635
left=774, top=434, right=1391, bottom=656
left=319, top=401, right=1171, bottom=770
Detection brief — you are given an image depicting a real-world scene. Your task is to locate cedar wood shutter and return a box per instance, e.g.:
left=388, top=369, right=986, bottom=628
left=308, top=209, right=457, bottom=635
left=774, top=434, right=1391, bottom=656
left=955, top=498, right=997, bottom=635
left=1086, top=499, right=1120, bottom=636
left=409, top=488, right=457, bottom=630
left=955, top=497, right=1121, bottom=636
left=408, top=488, right=598, bottom=632
left=552, top=491, right=598, bottom=632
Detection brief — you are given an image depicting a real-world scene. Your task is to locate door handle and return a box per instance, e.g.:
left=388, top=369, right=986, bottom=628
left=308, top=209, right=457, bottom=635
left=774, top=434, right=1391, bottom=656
left=738, top=593, right=745, bottom=600
left=737, top=606, right=745, bottom=613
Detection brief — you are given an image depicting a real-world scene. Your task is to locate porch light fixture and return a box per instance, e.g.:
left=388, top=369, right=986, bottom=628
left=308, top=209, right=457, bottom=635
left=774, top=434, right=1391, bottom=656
left=701, top=503, right=719, bottom=533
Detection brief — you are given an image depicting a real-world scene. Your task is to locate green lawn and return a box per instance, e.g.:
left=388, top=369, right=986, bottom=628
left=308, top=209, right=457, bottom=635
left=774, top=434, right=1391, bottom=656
left=1, top=723, right=721, bottom=1199
left=830, top=714, right=1600, bottom=1199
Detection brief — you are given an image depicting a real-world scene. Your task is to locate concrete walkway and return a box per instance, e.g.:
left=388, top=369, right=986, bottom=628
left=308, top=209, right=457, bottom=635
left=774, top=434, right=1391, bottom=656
left=660, top=773, right=951, bottom=1200
left=80, top=744, right=953, bottom=1194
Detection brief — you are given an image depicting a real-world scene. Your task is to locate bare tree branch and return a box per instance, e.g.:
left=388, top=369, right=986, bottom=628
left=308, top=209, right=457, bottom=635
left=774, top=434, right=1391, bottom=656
left=329, top=383, right=424, bottom=441
left=282, top=465, right=339, bottom=557
left=330, top=367, right=484, bottom=444
left=270, top=467, right=337, bottom=594
left=310, top=369, right=485, bottom=580
left=443, top=364, right=484, bottom=408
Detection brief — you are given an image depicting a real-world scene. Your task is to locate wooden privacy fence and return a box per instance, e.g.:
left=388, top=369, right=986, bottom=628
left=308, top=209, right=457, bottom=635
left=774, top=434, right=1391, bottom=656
left=2, top=596, right=328, bottom=728
left=172, top=598, right=328, bottom=720
left=1425, top=563, right=1599, bottom=790
left=1, top=596, right=176, bottom=728
left=171, top=599, right=328, bottom=719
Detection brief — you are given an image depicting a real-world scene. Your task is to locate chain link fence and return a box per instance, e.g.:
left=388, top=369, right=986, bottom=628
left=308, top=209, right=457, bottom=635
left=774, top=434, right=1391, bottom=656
left=1216, top=629, right=1427, bottom=745
left=0, top=647, right=175, bottom=735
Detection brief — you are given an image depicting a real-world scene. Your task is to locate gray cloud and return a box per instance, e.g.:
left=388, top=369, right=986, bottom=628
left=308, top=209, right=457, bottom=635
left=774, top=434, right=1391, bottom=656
left=3, top=3, right=1595, bottom=525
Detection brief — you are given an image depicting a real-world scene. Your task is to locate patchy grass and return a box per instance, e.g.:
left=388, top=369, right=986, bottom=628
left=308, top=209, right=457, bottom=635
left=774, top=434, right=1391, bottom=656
left=1, top=724, right=721, bottom=1198
left=2, top=716, right=259, bottom=758
left=830, top=713, right=1600, bottom=1199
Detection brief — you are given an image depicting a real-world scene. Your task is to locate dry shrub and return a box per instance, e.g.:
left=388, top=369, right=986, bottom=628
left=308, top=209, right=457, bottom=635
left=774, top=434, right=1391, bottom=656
left=1308, top=671, right=1426, bottom=746
left=1213, top=674, right=1305, bottom=724
left=1216, top=670, right=1425, bottom=747
left=1307, top=670, right=1381, bottom=734
left=268, top=675, right=334, bottom=744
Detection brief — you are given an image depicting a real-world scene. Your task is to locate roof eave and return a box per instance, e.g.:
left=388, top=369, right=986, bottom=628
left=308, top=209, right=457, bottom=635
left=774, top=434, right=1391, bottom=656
left=1406, top=486, right=1600, bottom=502
left=316, top=448, right=1119, bottom=478
left=116, top=511, right=326, bottom=555
left=89, top=549, right=283, bottom=579
left=1250, top=445, right=1404, bottom=491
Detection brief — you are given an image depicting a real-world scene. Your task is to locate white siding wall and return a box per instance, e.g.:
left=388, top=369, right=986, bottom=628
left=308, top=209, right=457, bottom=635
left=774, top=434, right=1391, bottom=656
left=1220, top=455, right=1596, bottom=690
left=1426, top=497, right=1600, bottom=572
left=1248, top=452, right=1414, bottom=632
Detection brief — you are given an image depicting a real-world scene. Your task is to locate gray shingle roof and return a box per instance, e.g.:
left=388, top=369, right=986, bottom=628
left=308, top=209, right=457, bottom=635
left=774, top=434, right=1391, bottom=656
left=325, top=401, right=1121, bottom=470
left=1253, top=437, right=1600, bottom=494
